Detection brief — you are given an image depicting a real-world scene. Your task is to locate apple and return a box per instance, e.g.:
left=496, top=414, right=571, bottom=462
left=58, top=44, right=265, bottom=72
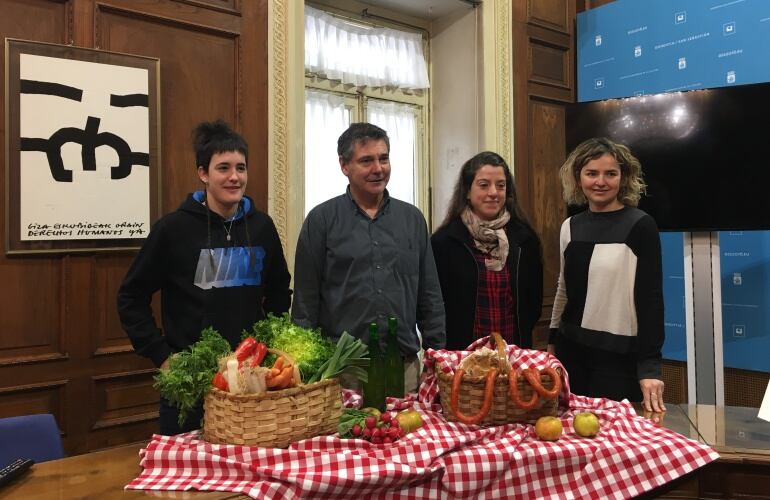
left=395, top=409, right=423, bottom=433
left=573, top=412, right=600, bottom=438
left=534, top=416, right=563, bottom=441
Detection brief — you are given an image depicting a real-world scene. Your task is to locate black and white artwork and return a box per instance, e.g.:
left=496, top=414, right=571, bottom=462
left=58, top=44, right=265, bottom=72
left=19, top=53, right=151, bottom=241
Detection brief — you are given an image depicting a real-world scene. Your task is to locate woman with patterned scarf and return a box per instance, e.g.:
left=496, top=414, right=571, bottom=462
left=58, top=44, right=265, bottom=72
left=431, top=152, right=543, bottom=351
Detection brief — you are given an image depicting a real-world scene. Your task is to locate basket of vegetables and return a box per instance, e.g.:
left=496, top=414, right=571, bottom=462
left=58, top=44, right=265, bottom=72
left=156, top=314, right=369, bottom=448
left=437, top=333, right=562, bottom=426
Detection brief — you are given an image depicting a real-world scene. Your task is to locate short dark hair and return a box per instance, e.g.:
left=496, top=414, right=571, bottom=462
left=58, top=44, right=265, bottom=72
left=193, top=120, right=248, bottom=171
left=337, top=123, right=390, bottom=163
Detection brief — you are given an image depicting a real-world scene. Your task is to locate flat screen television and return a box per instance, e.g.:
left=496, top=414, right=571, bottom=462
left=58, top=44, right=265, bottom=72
left=566, top=82, right=770, bottom=232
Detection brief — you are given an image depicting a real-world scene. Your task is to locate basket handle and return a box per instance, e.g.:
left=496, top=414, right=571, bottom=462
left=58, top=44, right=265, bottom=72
left=490, top=332, right=511, bottom=375
left=450, top=368, right=498, bottom=425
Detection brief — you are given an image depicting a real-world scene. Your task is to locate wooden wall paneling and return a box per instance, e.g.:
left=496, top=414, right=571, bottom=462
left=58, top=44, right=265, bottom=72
left=528, top=0, right=569, bottom=33
left=91, top=370, right=158, bottom=429
left=91, top=255, right=143, bottom=357
left=0, top=1, right=71, bottom=447
left=88, top=369, right=159, bottom=449
left=512, top=0, right=575, bottom=348
left=581, top=0, right=615, bottom=11
left=0, top=260, right=66, bottom=362
left=527, top=25, right=571, bottom=91
left=0, top=0, right=268, bottom=454
left=0, top=0, right=68, bottom=47
left=237, top=0, right=268, bottom=212
left=0, top=381, right=67, bottom=431
left=96, top=2, right=241, bottom=212
left=178, top=0, right=240, bottom=15
left=92, top=0, right=269, bottom=210
left=529, top=100, right=566, bottom=306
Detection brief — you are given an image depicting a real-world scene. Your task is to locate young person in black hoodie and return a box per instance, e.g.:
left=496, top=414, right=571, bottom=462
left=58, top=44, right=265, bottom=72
left=117, top=120, right=291, bottom=434
left=431, top=152, right=543, bottom=351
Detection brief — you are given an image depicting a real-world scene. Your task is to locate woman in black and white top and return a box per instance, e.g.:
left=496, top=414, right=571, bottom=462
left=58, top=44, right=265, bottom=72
left=548, top=137, right=666, bottom=413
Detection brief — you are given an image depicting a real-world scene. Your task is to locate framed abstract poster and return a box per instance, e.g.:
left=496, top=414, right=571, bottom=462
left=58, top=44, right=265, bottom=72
left=4, top=39, right=161, bottom=254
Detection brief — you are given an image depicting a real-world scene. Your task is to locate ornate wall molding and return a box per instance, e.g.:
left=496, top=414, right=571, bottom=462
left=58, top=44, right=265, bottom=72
left=495, top=0, right=513, bottom=165
left=481, top=0, right=514, bottom=165
left=268, top=0, right=304, bottom=273
left=267, top=0, right=290, bottom=248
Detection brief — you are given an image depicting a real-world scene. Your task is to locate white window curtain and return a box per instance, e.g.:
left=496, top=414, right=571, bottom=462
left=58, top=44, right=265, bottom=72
left=305, top=5, right=430, bottom=90
left=367, top=99, right=417, bottom=205
left=304, top=90, right=351, bottom=215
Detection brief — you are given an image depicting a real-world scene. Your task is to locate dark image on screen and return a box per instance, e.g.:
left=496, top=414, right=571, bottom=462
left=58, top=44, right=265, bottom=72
left=566, top=82, right=770, bottom=231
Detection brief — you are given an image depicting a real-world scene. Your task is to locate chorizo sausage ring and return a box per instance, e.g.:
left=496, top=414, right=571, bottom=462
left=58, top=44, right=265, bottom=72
left=522, top=367, right=561, bottom=400
left=509, top=369, right=540, bottom=410
left=451, top=368, right=498, bottom=425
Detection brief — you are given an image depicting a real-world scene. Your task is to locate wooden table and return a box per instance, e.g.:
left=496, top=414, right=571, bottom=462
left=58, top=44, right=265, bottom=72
left=1, top=442, right=241, bottom=499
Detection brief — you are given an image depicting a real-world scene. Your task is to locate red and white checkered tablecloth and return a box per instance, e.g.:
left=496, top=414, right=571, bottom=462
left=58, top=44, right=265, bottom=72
left=126, top=341, right=719, bottom=499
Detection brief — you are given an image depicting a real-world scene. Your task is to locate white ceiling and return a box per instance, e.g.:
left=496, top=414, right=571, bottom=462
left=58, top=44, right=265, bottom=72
left=356, top=0, right=477, bottom=21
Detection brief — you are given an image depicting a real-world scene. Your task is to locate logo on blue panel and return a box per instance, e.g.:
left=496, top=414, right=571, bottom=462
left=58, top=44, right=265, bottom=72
left=732, top=324, right=746, bottom=338
left=595, top=34, right=602, bottom=46
left=678, top=57, right=687, bottom=70
left=675, top=11, right=686, bottom=24
left=727, top=70, right=736, bottom=83
left=634, top=45, right=642, bottom=58
left=733, top=273, right=743, bottom=286
left=634, top=90, right=644, bottom=96
left=724, top=22, right=736, bottom=36
left=594, top=77, right=605, bottom=89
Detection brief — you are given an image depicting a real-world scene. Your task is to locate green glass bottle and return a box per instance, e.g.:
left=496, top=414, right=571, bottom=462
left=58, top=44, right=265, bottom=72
left=362, top=322, right=386, bottom=411
left=385, top=316, right=405, bottom=398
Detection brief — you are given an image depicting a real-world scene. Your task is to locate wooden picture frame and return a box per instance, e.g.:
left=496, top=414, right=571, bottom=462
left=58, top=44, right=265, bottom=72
left=4, top=39, right=161, bottom=254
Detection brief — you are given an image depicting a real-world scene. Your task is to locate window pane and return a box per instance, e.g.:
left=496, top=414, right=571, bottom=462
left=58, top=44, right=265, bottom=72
left=366, top=99, right=417, bottom=205
left=304, top=90, right=351, bottom=215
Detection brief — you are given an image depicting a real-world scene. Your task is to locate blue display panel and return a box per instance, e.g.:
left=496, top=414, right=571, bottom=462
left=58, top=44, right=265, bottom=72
left=719, top=231, right=770, bottom=372
left=577, top=0, right=770, bottom=374
left=577, top=0, right=770, bottom=102
left=661, top=232, right=686, bottom=361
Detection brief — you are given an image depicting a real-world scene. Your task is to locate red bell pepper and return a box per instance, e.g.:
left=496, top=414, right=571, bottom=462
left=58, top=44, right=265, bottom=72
left=234, top=337, right=258, bottom=363
left=212, top=372, right=229, bottom=391
left=249, top=343, right=268, bottom=367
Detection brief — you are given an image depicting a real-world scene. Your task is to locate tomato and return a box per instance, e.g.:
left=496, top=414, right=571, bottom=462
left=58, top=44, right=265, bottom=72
left=212, top=372, right=229, bottom=391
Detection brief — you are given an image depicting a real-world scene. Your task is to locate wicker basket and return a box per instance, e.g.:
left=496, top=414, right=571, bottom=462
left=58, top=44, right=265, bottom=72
left=437, top=369, right=560, bottom=425
left=203, top=378, right=342, bottom=448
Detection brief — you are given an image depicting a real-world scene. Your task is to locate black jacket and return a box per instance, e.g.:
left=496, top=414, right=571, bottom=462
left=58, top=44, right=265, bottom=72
left=117, top=192, right=291, bottom=367
left=431, top=216, right=543, bottom=350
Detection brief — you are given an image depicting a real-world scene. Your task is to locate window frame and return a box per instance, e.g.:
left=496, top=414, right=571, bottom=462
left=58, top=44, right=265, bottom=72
left=302, top=10, right=431, bottom=223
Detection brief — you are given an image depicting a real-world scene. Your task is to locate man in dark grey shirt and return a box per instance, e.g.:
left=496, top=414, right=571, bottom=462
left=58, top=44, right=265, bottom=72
left=292, top=123, right=445, bottom=392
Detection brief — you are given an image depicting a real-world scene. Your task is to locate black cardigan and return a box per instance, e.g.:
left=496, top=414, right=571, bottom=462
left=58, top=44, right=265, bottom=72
left=431, top=216, right=544, bottom=350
